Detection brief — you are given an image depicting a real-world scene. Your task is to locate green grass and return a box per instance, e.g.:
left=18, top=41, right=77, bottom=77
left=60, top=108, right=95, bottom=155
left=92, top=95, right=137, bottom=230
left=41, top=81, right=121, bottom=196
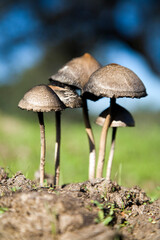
left=0, top=110, right=160, bottom=198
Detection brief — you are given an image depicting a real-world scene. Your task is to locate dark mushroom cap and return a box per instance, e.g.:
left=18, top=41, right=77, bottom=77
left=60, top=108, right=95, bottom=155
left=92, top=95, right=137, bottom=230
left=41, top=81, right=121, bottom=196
left=83, top=63, right=147, bottom=99
left=18, top=84, right=66, bottom=112
left=96, top=104, right=135, bottom=127
left=49, top=53, right=101, bottom=89
left=48, top=85, right=82, bottom=108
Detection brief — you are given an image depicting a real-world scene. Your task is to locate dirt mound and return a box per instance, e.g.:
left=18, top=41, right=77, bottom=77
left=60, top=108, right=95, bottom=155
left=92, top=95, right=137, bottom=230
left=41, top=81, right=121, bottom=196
left=0, top=168, right=159, bottom=240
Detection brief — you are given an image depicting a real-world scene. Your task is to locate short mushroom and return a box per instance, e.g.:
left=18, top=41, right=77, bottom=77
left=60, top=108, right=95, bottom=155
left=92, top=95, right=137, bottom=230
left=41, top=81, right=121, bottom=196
left=48, top=85, right=82, bottom=109
left=18, top=84, right=65, bottom=186
left=49, top=53, right=101, bottom=180
left=96, top=103, right=135, bottom=181
left=84, top=63, right=147, bottom=179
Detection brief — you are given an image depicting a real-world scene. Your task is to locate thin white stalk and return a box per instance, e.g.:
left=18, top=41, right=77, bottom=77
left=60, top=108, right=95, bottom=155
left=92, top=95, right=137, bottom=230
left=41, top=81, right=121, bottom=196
left=38, top=112, right=46, bottom=187
left=96, top=113, right=111, bottom=178
left=82, top=98, right=96, bottom=180
left=106, top=127, right=117, bottom=181
left=54, top=111, right=61, bottom=187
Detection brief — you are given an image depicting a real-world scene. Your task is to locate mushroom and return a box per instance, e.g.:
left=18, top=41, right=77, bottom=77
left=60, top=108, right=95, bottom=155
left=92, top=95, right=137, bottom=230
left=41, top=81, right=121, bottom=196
left=49, top=53, right=101, bottom=180
left=50, top=53, right=101, bottom=89
left=83, top=63, right=147, bottom=179
left=96, top=103, right=135, bottom=181
left=18, top=84, right=65, bottom=186
left=48, top=85, right=82, bottom=109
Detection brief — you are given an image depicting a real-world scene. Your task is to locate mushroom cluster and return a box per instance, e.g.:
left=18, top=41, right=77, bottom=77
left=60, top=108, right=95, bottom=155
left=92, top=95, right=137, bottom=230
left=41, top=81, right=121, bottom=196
left=18, top=54, right=147, bottom=187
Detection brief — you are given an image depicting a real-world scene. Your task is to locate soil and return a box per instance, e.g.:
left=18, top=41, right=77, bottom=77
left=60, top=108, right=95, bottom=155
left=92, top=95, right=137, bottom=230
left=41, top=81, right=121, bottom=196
left=0, top=168, right=159, bottom=240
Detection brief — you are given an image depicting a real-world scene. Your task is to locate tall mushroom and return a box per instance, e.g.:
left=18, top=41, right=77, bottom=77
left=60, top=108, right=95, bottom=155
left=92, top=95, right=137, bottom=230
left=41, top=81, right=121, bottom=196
left=49, top=53, right=101, bottom=180
left=18, top=84, right=65, bottom=186
left=83, top=63, right=147, bottom=178
left=96, top=103, right=135, bottom=181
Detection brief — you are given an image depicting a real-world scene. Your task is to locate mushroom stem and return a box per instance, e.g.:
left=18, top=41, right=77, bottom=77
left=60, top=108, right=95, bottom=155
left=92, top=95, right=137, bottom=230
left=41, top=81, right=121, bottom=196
left=96, top=114, right=111, bottom=178
left=82, top=97, right=96, bottom=180
left=37, top=112, right=46, bottom=187
left=54, top=111, right=61, bottom=187
left=106, top=127, right=117, bottom=181
left=96, top=98, right=115, bottom=178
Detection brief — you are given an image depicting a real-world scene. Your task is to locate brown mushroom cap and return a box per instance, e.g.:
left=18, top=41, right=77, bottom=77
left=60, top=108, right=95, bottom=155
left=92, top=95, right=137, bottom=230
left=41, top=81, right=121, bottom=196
left=18, top=84, right=66, bottom=112
left=50, top=53, right=101, bottom=89
left=84, top=63, right=147, bottom=99
left=96, top=104, right=135, bottom=127
left=48, top=85, right=82, bottom=108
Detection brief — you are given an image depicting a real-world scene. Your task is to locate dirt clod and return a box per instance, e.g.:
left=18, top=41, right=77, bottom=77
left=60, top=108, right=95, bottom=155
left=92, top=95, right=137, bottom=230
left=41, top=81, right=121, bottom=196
left=0, top=168, right=159, bottom=240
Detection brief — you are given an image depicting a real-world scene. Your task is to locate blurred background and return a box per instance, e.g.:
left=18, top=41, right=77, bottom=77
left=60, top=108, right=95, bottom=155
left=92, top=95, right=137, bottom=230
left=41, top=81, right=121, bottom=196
left=0, top=0, right=159, bottom=197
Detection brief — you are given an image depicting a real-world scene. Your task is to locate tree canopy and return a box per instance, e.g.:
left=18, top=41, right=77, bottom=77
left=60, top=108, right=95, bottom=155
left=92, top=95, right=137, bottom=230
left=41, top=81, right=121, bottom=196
left=1, top=0, right=160, bottom=84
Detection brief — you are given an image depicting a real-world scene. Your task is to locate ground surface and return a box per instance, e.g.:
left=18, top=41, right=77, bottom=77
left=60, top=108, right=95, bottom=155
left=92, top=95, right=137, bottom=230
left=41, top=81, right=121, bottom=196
left=0, top=168, right=159, bottom=240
